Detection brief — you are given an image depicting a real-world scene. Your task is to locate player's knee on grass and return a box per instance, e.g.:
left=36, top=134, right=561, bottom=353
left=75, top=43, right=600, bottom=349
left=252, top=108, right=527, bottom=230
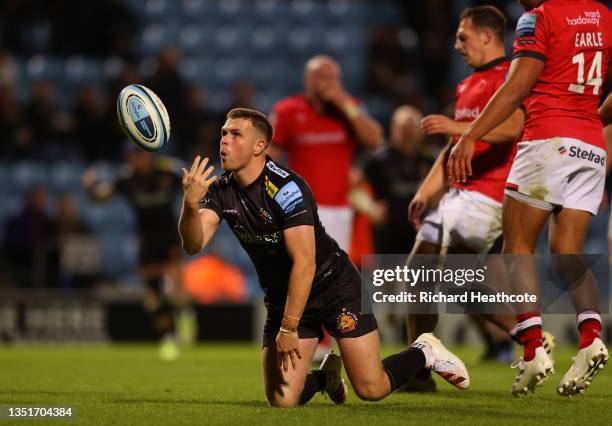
left=351, top=380, right=387, bottom=402
left=266, top=391, right=301, bottom=408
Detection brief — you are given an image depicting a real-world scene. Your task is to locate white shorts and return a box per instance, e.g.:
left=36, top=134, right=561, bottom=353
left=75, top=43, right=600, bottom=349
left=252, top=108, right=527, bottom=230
left=438, top=188, right=502, bottom=254
left=318, top=205, right=354, bottom=252
left=416, top=208, right=443, bottom=246
left=505, top=138, right=606, bottom=215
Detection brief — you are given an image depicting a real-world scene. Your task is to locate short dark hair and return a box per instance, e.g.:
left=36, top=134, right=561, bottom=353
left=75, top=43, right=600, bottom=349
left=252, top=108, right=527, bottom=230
left=459, top=5, right=507, bottom=44
left=227, top=108, right=273, bottom=145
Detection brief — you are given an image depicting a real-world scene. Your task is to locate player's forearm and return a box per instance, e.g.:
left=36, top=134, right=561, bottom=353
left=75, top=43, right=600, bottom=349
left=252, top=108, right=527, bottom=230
left=600, top=93, right=612, bottom=127
left=178, top=200, right=203, bottom=255
left=462, top=82, right=526, bottom=143
left=283, top=259, right=316, bottom=321
left=417, top=144, right=449, bottom=199
left=343, top=103, right=383, bottom=149
left=455, top=111, right=523, bottom=144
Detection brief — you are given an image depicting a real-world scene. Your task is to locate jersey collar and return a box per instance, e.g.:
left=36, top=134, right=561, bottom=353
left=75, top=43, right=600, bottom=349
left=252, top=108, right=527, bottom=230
left=474, top=56, right=509, bottom=72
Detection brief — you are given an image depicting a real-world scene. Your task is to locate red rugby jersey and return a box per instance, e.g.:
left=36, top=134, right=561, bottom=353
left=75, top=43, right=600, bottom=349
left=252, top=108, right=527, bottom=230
left=451, top=57, right=516, bottom=203
left=512, top=0, right=612, bottom=149
left=270, top=94, right=357, bottom=207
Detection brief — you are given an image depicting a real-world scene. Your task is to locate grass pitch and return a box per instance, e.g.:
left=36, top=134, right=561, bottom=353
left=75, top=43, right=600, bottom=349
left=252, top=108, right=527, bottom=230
left=0, top=343, right=610, bottom=425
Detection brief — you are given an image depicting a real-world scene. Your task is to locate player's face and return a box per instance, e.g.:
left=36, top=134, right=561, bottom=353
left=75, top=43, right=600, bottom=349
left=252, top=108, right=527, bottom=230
left=305, top=61, right=341, bottom=102
left=220, top=118, right=260, bottom=171
left=455, top=19, right=486, bottom=68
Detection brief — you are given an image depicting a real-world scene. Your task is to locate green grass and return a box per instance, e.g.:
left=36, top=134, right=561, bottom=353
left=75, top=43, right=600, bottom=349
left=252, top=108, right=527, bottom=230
left=0, top=343, right=610, bottom=425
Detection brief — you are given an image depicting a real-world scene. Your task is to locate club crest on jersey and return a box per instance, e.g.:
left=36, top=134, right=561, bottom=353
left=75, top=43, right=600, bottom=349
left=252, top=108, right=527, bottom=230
left=274, top=181, right=304, bottom=213
left=337, top=310, right=358, bottom=333
left=264, top=176, right=279, bottom=198
left=516, top=13, right=537, bottom=38
left=266, top=161, right=289, bottom=178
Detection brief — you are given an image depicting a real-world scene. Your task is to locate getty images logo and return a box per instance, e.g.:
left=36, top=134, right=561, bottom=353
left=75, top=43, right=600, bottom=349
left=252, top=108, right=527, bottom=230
left=560, top=145, right=605, bottom=166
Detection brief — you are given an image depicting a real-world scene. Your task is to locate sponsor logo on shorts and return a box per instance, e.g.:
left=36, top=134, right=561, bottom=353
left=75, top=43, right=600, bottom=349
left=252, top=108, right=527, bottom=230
left=558, top=146, right=567, bottom=154
left=337, top=309, right=358, bottom=333
left=565, top=145, right=605, bottom=166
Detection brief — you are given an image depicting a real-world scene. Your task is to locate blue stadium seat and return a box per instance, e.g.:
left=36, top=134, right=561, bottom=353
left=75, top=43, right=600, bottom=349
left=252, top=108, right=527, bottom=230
left=289, top=0, right=325, bottom=24
left=251, top=25, right=284, bottom=53
left=180, top=0, right=218, bottom=20
left=25, top=56, right=62, bottom=82
left=140, top=23, right=178, bottom=55
left=326, top=0, right=366, bottom=25
left=213, top=26, right=253, bottom=53
left=144, top=0, right=181, bottom=21
left=217, top=0, right=252, bottom=19
left=211, top=56, right=250, bottom=87
left=178, top=25, right=213, bottom=55
left=11, top=162, right=48, bottom=192
left=64, top=57, right=103, bottom=88
left=286, top=26, right=324, bottom=55
left=49, top=161, right=87, bottom=192
left=253, top=0, right=291, bottom=22
left=324, top=26, right=364, bottom=54
left=178, top=56, right=213, bottom=84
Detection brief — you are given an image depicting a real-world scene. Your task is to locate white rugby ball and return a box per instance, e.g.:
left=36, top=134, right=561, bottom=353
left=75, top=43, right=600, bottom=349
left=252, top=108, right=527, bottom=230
left=116, top=84, right=171, bottom=151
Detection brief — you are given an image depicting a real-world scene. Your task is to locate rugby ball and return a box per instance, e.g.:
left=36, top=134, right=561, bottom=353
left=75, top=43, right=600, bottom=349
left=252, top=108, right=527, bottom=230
left=116, top=84, right=171, bottom=151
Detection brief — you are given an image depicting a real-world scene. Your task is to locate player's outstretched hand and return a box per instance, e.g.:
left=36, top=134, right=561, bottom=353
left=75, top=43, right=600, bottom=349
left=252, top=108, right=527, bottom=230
left=276, top=331, right=302, bottom=372
left=408, top=193, right=428, bottom=230
left=421, top=114, right=459, bottom=136
left=182, top=155, right=217, bottom=206
left=448, top=137, right=475, bottom=183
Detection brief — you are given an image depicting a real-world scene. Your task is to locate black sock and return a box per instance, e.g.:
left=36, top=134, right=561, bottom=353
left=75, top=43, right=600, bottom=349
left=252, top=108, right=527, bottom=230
left=413, top=368, right=432, bottom=381
left=299, top=369, right=327, bottom=405
left=382, top=347, right=426, bottom=392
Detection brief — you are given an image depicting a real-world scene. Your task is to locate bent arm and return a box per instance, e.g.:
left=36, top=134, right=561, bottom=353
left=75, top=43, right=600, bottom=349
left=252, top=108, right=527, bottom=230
left=178, top=203, right=220, bottom=255
left=282, top=225, right=317, bottom=321
left=461, top=57, right=543, bottom=143
left=453, top=108, right=524, bottom=144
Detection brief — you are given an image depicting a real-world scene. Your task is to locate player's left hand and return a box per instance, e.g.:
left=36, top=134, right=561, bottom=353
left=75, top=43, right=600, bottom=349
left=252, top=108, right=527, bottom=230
left=421, top=115, right=459, bottom=136
left=276, top=331, right=302, bottom=372
left=448, top=136, right=475, bottom=183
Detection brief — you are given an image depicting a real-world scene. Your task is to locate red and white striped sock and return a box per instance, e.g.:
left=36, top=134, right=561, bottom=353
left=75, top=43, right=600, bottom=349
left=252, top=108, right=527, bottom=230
left=577, top=310, right=602, bottom=349
left=514, top=312, right=543, bottom=361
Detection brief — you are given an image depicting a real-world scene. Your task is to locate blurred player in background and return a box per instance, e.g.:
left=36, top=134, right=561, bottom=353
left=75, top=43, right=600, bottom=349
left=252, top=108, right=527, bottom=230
left=179, top=108, right=470, bottom=407
left=270, top=55, right=382, bottom=251
left=450, top=0, right=612, bottom=396
left=83, top=146, right=196, bottom=360
left=270, top=55, right=383, bottom=359
left=407, top=5, right=529, bottom=391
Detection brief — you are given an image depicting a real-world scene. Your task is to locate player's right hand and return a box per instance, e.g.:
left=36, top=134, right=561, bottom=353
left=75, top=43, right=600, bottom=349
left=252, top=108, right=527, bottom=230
left=448, top=137, right=475, bottom=183
left=408, top=193, right=428, bottom=230
left=182, top=155, right=217, bottom=206
left=421, top=114, right=459, bottom=136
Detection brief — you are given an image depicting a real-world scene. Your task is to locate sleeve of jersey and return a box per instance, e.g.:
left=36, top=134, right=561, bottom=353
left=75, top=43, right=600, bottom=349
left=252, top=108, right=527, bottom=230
left=272, top=178, right=315, bottom=229
left=512, top=11, right=548, bottom=62
left=199, top=183, right=223, bottom=220
left=270, top=103, right=290, bottom=148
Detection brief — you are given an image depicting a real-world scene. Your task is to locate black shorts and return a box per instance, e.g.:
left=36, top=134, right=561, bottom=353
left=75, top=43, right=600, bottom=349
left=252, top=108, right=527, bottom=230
left=262, top=255, right=378, bottom=347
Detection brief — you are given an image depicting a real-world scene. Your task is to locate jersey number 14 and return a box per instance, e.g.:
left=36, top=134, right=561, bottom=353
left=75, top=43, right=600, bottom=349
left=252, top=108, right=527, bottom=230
left=569, top=51, right=603, bottom=95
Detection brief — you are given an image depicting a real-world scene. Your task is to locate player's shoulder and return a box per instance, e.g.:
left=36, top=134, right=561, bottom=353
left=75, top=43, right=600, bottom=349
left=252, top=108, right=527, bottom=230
left=272, top=94, right=308, bottom=113
left=263, top=158, right=309, bottom=198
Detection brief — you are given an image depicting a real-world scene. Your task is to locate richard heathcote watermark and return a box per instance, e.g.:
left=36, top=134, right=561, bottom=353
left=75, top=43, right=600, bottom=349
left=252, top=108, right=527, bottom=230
left=360, top=254, right=610, bottom=315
